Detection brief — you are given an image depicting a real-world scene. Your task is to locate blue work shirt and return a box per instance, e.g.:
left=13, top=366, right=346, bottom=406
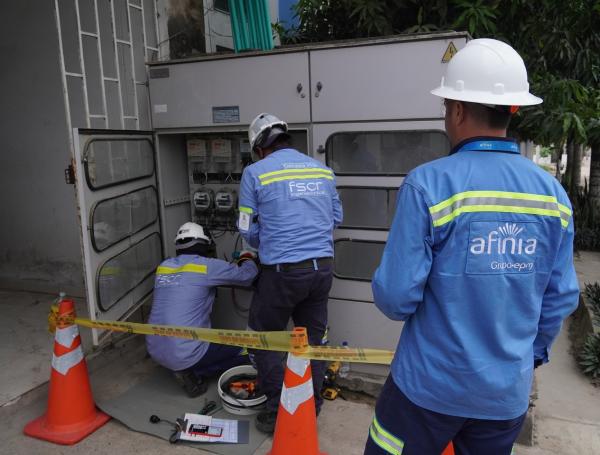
left=238, top=148, right=342, bottom=264
left=146, top=255, right=257, bottom=371
left=373, top=137, right=579, bottom=420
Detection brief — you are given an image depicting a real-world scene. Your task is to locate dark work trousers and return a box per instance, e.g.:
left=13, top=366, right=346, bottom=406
left=188, top=343, right=249, bottom=378
left=364, top=376, right=527, bottom=455
left=248, top=265, right=332, bottom=413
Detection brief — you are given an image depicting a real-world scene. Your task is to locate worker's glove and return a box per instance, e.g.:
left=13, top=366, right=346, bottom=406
left=237, top=250, right=258, bottom=266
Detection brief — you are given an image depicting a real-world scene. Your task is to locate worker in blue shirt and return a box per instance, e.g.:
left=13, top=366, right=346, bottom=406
left=364, top=39, right=580, bottom=455
left=238, top=113, right=342, bottom=433
left=146, top=222, right=258, bottom=397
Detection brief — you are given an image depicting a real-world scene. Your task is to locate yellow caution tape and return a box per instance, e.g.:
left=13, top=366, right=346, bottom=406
left=50, top=312, right=394, bottom=365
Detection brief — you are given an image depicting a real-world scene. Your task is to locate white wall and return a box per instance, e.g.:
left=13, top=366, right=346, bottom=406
left=0, top=1, right=84, bottom=295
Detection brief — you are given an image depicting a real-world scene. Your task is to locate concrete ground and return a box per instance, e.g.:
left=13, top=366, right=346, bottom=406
left=0, top=251, right=599, bottom=454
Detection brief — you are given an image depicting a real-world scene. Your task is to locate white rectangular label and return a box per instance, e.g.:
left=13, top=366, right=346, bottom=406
left=238, top=211, right=250, bottom=231
left=154, top=104, right=167, bottom=113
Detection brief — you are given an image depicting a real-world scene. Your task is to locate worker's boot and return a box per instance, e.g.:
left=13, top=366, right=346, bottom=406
left=173, top=369, right=208, bottom=398
left=255, top=409, right=277, bottom=434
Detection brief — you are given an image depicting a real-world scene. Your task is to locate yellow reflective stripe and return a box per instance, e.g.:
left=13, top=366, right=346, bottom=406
left=558, top=203, right=571, bottom=216
left=369, top=416, right=404, bottom=454
left=239, top=206, right=253, bottom=214
left=561, top=218, right=569, bottom=228
left=261, top=174, right=334, bottom=186
left=156, top=264, right=207, bottom=275
left=432, top=205, right=563, bottom=227
left=430, top=191, right=559, bottom=214
left=258, top=167, right=332, bottom=180
left=369, top=426, right=401, bottom=455
left=100, top=266, right=120, bottom=276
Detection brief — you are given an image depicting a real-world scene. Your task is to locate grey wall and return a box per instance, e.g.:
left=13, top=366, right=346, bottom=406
left=0, top=1, right=84, bottom=295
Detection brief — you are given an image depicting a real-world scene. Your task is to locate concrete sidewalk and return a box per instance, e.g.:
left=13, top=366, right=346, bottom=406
left=0, top=252, right=599, bottom=454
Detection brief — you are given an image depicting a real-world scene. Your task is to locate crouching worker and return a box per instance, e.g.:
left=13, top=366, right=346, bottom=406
left=146, top=222, right=258, bottom=397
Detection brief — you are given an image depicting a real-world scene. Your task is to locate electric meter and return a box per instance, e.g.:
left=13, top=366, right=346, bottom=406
left=214, top=189, right=236, bottom=213
left=193, top=189, right=213, bottom=213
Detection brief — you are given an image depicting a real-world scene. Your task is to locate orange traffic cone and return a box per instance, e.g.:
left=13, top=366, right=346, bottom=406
left=24, top=299, right=110, bottom=445
left=268, top=343, right=326, bottom=454
left=442, top=441, right=454, bottom=454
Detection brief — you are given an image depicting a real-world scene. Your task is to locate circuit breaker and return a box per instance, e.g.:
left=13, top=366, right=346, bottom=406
left=187, top=134, right=248, bottom=232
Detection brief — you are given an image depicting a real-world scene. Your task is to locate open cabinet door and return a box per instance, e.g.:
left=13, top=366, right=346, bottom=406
left=72, top=129, right=163, bottom=345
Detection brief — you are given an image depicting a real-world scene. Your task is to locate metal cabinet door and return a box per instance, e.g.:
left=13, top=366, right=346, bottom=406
left=312, top=120, right=448, bottom=302
left=309, top=37, right=466, bottom=123
left=72, top=129, right=163, bottom=345
left=149, top=52, right=311, bottom=129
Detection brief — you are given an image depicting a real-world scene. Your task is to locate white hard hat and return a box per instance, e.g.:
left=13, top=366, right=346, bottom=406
left=174, top=222, right=210, bottom=250
left=431, top=38, right=542, bottom=106
left=248, top=113, right=288, bottom=151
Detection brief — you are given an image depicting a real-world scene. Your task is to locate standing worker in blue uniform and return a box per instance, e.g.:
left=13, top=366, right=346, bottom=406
left=146, top=222, right=258, bottom=397
left=238, top=113, right=343, bottom=433
left=364, top=39, right=580, bottom=455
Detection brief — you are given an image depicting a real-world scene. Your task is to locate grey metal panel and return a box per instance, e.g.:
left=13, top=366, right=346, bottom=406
left=136, top=84, right=151, bottom=130
left=73, top=131, right=159, bottom=344
left=142, top=0, right=158, bottom=48
left=149, top=52, right=310, bottom=128
left=154, top=133, right=192, bottom=255
left=114, top=0, right=130, bottom=41
left=97, top=0, right=117, bottom=78
left=82, top=35, right=104, bottom=115
left=118, top=43, right=135, bottom=115
left=105, top=80, right=122, bottom=128
left=125, top=118, right=138, bottom=129
left=58, top=0, right=81, bottom=73
left=0, top=0, right=84, bottom=295
left=78, top=0, right=97, bottom=33
left=327, top=297, right=401, bottom=375
left=67, top=75, right=87, bottom=128
left=90, top=117, right=106, bottom=128
left=310, top=37, right=467, bottom=122
left=130, top=7, right=146, bottom=77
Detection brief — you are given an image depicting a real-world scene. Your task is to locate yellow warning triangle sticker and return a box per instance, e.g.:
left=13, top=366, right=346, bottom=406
left=442, top=42, right=458, bottom=63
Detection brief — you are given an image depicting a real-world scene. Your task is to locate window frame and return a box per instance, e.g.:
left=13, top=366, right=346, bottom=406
left=325, top=129, right=449, bottom=177
left=89, top=185, right=159, bottom=253
left=333, top=237, right=386, bottom=282
left=337, top=185, right=399, bottom=231
left=83, top=137, right=155, bottom=191
left=95, top=232, right=162, bottom=312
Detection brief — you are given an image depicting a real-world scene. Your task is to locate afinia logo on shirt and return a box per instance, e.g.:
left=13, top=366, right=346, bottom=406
left=466, top=222, right=538, bottom=274
left=470, top=223, right=537, bottom=255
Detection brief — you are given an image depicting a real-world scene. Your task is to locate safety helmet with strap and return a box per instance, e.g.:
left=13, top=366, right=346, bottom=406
left=248, top=113, right=289, bottom=153
left=431, top=38, right=542, bottom=107
left=174, top=222, right=211, bottom=250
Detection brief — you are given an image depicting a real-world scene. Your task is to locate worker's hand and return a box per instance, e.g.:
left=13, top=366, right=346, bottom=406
left=534, top=358, right=544, bottom=369
left=237, top=250, right=258, bottom=266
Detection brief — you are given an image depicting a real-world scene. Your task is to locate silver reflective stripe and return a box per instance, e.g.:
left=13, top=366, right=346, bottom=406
left=51, top=346, right=84, bottom=376
left=55, top=325, right=79, bottom=349
left=369, top=416, right=404, bottom=454
left=280, top=379, right=313, bottom=415
left=287, top=353, right=309, bottom=378
left=431, top=197, right=559, bottom=222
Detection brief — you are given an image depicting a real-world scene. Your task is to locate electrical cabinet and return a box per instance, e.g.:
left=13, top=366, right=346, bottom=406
left=78, top=32, right=469, bottom=374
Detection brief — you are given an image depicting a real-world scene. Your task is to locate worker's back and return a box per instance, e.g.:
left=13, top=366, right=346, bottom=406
left=146, top=255, right=256, bottom=371
left=374, top=138, right=579, bottom=420
left=239, top=148, right=342, bottom=265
